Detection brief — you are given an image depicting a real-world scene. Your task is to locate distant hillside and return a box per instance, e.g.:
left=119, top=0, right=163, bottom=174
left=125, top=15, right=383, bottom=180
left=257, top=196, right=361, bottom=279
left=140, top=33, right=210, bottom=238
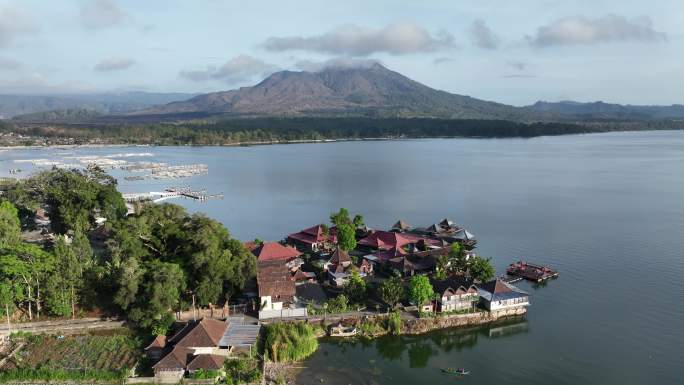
left=528, top=101, right=684, bottom=120
left=138, top=63, right=542, bottom=121
left=0, top=92, right=195, bottom=119
left=11, top=108, right=103, bottom=123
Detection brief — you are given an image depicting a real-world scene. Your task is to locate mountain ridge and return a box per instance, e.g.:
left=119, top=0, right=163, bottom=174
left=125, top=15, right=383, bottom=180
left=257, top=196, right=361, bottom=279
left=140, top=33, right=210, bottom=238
left=137, top=63, right=540, bottom=121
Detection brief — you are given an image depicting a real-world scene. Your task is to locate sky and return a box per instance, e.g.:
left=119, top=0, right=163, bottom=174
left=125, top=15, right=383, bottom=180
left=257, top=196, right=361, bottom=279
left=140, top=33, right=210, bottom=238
left=0, top=0, right=682, bottom=106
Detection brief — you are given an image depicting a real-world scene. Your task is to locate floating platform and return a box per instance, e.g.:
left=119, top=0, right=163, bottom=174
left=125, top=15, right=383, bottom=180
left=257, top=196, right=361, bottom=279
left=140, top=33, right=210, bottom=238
left=506, top=260, right=558, bottom=283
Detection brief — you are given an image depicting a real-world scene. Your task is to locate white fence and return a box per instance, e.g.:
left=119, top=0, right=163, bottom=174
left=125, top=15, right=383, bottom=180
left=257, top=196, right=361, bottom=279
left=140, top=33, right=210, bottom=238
left=258, top=308, right=307, bottom=320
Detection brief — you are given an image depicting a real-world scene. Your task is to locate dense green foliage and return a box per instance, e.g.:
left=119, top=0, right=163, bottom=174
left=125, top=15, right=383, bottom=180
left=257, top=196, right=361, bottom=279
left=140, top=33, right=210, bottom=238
left=0, top=169, right=256, bottom=330
left=324, top=294, right=349, bottom=313
left=343, top=272, right=367, bottom=304
left=468, top=256, right=496, bottom=282
left=377, top=276, right=405, bottom=310
left=262, top=323, right=319, bottom=362
left=387, top=311, right=403, bottom=335
left=330, top=208, right=357, bottom=252
left=224, top=357, right=262, bottom=384
left=5, top=117, right=673, bottom=147
left=0, top=201, right=21, bottom=247
left=408, top=275, right=434, bottom=307
left=3, top=167, right=126, bottom=234
left=107, top=203, right=256, bottom=328
left=0, top=368, right=127, bottom=383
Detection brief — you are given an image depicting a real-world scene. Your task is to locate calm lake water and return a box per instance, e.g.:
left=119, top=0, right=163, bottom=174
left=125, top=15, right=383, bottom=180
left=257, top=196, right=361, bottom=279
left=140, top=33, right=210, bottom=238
left=2, top=131, right=684, bottom=384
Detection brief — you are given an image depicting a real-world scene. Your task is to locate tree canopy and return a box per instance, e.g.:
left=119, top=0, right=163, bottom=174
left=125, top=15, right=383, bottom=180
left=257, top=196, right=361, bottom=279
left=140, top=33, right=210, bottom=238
left=330, top=208, right=357, bottom=252
left=378, top=276, right=404, bottom=310
left=408, top=275, right=434, bottom=307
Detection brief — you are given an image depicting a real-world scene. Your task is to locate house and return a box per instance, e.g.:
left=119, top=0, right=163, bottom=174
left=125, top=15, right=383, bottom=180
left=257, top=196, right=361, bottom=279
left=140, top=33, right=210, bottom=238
left=34, top=207, right=50, bottom=227
left=477, top=279, right=530, bottom=311
left=287, top=224, right=336, bottom=252
left=324, top=247, right=352, bottom=271
left=432, top=277, right=479, bottom=312
left=152, top=318, right=228, bottom=381
left=358, top=258, right=374, bottom=276
left=293, top=269, right=316, bottom=284
left=358, top=230, right=413, bottom=251
left=391, top=220, right=411, bottom=232
left=327, top=263, right=350, bottom=286
left=251, top=242, right=301, bottom=263
left=257, top=261, right=296, bottom=312
left=145, top=335, right=166, bottom=361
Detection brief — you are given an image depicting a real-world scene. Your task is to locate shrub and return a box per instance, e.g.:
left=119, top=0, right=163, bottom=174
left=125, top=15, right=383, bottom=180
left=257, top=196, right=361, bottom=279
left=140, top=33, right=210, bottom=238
left=262, top=323, right=318, bottom=362
left=387, top=312, right=402, bottom=335
left=325, top=294, right=348, bottom=313
left=224, top=358, right=261, bottom=384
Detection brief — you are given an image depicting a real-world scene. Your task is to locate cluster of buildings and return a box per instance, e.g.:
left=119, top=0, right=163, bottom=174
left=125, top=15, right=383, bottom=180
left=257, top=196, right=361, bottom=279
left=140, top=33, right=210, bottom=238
left=147, top=317, right=260, bottom=382
left=251, top=218, right=529, bottom=320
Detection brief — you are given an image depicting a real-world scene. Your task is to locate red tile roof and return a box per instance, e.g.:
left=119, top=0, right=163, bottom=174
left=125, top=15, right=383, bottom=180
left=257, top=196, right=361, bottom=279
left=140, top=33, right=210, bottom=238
left=374, top=246, right=408, bottom=262
left=252, top=242, right=301, bottom=262
left=358, top=231, right=414, bottom=250
left=288, top=224, right=336, bottom=245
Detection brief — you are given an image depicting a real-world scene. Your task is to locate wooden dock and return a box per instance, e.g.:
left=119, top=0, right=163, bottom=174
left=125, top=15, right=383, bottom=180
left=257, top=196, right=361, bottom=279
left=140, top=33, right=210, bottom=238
left=506, top=260, right=558, bottom=283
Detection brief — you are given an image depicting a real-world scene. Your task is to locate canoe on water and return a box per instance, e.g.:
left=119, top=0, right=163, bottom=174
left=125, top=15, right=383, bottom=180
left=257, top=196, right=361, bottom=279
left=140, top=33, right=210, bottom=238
left=441, top=368, right=470, bottom=375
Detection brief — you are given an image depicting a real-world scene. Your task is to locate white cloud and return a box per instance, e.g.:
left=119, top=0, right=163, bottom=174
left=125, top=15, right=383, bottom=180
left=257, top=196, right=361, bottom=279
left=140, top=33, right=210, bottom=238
left=263, top=23, right=455, bottom=56
left=294, top=57, right=382, bottom=72
left=470, top=19, right=500, bottom=49
left=179, top=55, right=278, bottom=84
left=80, top=0, right=127, bottom=30
left=94, top=57, right=135, bottom=72
left=528, top=15, right=666, bottom=47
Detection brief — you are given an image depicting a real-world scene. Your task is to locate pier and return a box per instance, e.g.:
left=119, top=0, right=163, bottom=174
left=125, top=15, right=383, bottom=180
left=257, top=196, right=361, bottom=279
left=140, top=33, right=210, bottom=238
left=506, top=260, right=558, bottom=283
left=122, top=186, right=224, bottom=203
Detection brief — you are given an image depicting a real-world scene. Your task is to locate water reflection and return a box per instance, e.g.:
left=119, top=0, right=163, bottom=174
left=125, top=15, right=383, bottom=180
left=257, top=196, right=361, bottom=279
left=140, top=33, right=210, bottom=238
left=299, top=319, right=528, bottom=385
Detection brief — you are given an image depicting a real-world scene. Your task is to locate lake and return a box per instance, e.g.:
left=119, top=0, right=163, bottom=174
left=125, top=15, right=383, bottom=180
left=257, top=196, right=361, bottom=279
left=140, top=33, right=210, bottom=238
left=2, top=130, right=683, bottom=385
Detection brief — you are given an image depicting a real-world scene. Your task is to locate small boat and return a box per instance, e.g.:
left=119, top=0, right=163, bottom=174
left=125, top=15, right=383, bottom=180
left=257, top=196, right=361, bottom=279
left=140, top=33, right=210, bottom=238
left=329, top=324, right=357, bottom=337
left=442, top=368, right=470, bottom=375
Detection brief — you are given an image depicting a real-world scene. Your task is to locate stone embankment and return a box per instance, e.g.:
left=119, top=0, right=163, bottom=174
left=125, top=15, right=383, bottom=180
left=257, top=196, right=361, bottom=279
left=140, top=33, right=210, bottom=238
left=401, top=308, right=526, bottom=335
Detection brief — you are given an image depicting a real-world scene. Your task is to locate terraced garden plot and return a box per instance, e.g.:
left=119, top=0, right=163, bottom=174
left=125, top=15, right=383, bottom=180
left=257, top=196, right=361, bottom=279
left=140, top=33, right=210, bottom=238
left=3, top=333, right=142, bottom=372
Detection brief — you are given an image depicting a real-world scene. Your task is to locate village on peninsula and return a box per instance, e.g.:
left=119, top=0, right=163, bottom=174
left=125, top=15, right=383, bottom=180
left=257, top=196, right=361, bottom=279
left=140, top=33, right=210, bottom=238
left=0, top=169, right=557, bottom=385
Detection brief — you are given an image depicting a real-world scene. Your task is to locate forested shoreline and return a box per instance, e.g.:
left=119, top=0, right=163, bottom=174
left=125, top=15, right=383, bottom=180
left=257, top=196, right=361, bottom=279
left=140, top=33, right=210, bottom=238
left=0, top=168, right=256, bottom=335
left=3, top=117, right=683, bottom=146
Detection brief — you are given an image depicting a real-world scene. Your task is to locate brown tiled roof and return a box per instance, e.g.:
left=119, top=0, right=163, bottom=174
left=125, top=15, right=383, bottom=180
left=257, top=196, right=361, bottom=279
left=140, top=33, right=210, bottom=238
left=153, top=346, right=189, bottom=370
left=252, top=242, right=301, bottom=262
left=293, top=270, right=316, bottom=281
left=145, top=335, right=166, bottom=350
left=258, top=261, right=296, bottom=299
left=329, top=247, right=351, bottom=265
left=288, top=224, right=337, bottom=245
left=480, top=279, right=513, bottom=294
left=392, top=220, right=411, bottom=231
left=187, top=354, right=225, bottom=371
left=358, top=231, right=413, bottom=250
left=173, top=318, right=227, bottom=348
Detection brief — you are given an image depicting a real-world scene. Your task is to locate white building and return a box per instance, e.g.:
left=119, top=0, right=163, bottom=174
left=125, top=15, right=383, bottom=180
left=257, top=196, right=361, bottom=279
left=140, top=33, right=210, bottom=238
left=478, top=279, right=530, bottom=311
